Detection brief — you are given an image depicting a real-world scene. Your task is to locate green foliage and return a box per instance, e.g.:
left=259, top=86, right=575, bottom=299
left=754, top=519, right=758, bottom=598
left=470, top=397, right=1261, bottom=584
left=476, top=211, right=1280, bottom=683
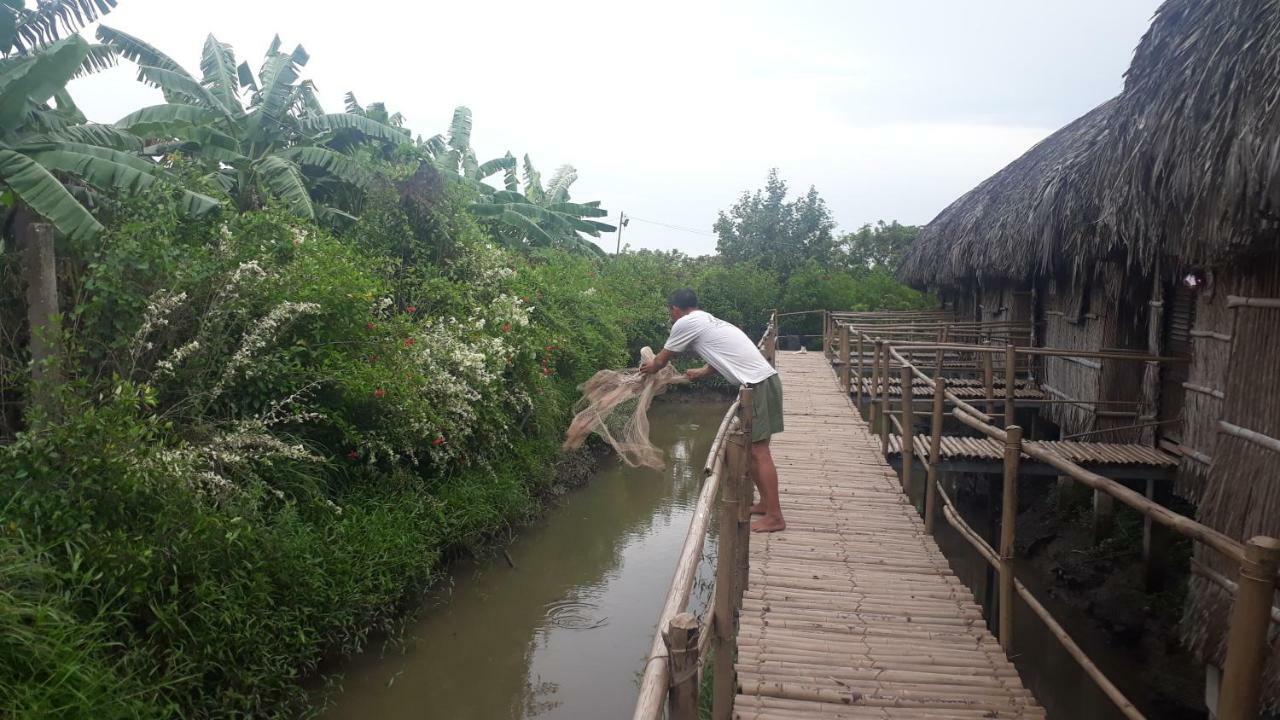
left=713, top=168, right=837, bottom=281
left=842, top=220, right=919, bottom=271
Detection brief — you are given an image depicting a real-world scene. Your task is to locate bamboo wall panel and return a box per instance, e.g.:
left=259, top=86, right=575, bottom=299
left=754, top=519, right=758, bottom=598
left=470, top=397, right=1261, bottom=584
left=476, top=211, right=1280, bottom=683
left=734, top=351, right=1043, bottom=718
left=886, top=434, right=1177, bottom=468
left=1042, top=279, right=1103, bottom=436
left=1178, top=274, right=1233, bottom=495
left=1186, top=251, right=1280, bottom=708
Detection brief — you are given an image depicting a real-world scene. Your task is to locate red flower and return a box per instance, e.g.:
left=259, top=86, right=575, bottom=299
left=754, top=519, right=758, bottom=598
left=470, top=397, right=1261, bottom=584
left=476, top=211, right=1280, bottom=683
left=404, top=337, right=416, bottom=347
left=405, top=305, right=416, bottom=314
left=368, top=354, right=379, bottom=362
left=346, top=450, right=360, bottom=461
left=521, top=296, right=528, bottom=302
left=432, top=435, right=445, bottom=446
left=366, top=322, right=376, bottom=330
left=374, top=388, right=386, bottom=398
left=501, top=322, right=511, bottom=333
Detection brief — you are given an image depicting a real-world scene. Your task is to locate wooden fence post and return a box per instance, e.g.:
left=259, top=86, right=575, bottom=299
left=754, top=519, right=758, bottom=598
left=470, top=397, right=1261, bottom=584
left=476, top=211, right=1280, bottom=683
left=982, top=347, right=995, bottom=421
left=879, top=340, right=890, bottom=455
left=712, top=393, right=747, bottom=720
left=1217, top=536, right=1280, bottom=720
left=925, top=376, right=946, bottom=535
left=855, top=333, right=865, bottom=406
left=900, top=365, right=914, bottom=496
left=823, top=311, right=831, bottom=358
left=1004, top=344, right=1017, bottom=430
left=664, top=612, right=700, bottom=720
left=839, top=325, right=851, bottom=394
left=998, top=425, right=1023, bottom=651
left=736, top=388, right=754, bottom=606
left=870, top=340, right=883, bottom=426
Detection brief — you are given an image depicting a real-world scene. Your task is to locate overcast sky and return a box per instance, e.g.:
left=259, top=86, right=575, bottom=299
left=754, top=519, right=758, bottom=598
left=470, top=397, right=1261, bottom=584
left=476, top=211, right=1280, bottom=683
left=69, top=0, right=1163, bottom=255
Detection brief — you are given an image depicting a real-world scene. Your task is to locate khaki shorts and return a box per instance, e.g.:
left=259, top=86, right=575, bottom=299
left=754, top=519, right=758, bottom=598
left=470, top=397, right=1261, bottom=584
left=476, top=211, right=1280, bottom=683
left=748, top=373, right=784, bottom=442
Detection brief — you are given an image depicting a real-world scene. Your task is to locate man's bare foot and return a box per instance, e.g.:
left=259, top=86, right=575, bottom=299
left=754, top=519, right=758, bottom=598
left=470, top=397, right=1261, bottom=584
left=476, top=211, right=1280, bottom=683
left=749, top=502, right=766, bottom=515
left=751, top=515, right=786, bottom=533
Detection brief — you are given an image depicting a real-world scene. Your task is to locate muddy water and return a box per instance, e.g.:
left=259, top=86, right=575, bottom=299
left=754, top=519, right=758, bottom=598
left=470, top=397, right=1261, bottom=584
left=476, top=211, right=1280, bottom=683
left=323, top=400, right=726, bottom=720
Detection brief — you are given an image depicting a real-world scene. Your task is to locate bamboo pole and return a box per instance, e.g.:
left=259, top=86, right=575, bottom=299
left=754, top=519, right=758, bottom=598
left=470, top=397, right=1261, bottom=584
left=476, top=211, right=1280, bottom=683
left=900, top=365, right=914, bottom=496
left=870, top=339, right=883, bottom=427
left=713, top=403, right=746, bottom=720
left=925, top=377, right=946, bottom=535
left=664, top=612, right=700, bottom=720
left=1004, top=345, right=1016, bottom=430
left=737, top=388, right=755, bottom=607
left=1012, top=579, right=1144, bottom=720
left=839, top=326, right=851, bottom=394
left=879, top=340, right=890, bottom=454
left=998, top=425, right=1022, bottom=651
left=1218, top=536, right=1280, bottom=720
left=854, top=332, right=865, bottom=406
left=981, top=348, right=995, bottom=419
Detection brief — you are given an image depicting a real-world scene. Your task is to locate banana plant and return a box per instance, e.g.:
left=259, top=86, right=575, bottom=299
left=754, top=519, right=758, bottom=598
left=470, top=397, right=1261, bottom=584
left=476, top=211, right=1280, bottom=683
left=2, top=0, right=116, bottom=54
left=2, top=35, right=218, bottom=242
left=100, top=27, right=410, bottom=223
left=471, top=155, right=613, bottom=257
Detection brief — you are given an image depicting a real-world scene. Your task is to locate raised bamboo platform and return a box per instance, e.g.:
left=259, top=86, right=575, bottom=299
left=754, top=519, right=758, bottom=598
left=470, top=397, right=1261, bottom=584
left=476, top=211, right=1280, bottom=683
left=735, top=350, right=1044, bottom=719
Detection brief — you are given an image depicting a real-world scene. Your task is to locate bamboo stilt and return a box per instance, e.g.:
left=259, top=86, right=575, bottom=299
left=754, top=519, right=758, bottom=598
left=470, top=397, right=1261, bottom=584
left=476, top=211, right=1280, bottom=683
left=998, top=425, right=1022, bottom=651
left=839, top=326, right=850, bottom=394
left=925, top=377, right=946, bottom=535
left=900, top=366, right=914, bottom=496
left=1003, top=344, right=1016, bottom=429
left=714, top=424, right=742, bottom=720
left=854, top=333, right=865, bottom=406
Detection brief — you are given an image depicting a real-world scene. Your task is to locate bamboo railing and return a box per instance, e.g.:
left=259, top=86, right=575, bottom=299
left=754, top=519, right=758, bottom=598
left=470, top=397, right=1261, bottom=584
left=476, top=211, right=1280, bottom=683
left=834, top=312, right=1280, bottom=720
left=632, top=314, right=776, bottom=720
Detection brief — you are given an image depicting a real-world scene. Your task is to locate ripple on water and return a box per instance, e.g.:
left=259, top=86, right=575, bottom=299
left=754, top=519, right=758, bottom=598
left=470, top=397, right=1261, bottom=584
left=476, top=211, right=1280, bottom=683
left=543, top=599, right=609, bottom=630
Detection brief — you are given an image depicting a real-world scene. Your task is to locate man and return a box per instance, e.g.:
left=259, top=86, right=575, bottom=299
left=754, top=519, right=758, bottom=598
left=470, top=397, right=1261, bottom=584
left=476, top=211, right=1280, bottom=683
left=640, top=289, right=785, bottom=533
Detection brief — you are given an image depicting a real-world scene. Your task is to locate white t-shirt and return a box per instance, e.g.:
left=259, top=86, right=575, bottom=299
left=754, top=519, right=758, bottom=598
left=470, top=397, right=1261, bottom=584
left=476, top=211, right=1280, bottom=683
left=663, top=310, right=777, bottom=386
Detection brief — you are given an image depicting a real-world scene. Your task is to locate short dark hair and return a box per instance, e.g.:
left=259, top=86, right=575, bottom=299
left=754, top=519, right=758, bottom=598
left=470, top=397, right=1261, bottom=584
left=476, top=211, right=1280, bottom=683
left=667, top=288, right=699, bottom=310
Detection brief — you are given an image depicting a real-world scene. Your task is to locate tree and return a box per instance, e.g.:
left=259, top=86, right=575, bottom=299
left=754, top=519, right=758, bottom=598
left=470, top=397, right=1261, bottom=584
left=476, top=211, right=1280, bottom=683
left=471, top=155, right=614, bottom=257
left=695, top=261, right=779, bottom=339
left=100, top=27, right=409, bottom=224
left=842, top=220, right=918, bottom=272
left=713, top=168, right=836, bottom=280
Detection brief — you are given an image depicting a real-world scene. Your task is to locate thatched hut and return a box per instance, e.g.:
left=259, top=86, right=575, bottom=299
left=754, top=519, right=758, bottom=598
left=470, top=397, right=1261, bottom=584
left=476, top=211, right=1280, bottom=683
left=900, top=0, right=1280, bottom=708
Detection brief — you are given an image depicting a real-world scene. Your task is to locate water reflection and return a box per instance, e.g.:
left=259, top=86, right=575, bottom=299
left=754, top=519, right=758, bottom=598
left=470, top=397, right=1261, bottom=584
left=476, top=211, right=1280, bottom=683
left=323, top=400, right=728, bottom=720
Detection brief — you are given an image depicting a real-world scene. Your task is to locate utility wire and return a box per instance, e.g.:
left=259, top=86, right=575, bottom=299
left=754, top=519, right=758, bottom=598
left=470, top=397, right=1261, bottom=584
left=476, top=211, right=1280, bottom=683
left=624, top=215, right=716, bottom=237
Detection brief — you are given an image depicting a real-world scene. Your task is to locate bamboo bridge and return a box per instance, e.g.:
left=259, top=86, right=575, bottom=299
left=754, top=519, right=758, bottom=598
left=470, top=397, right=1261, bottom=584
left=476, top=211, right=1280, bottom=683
left=632, top=311, right=1280, bottom=720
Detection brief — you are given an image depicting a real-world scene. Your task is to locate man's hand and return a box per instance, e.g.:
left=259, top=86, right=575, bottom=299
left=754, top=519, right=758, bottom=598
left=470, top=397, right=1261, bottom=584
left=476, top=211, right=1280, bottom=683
left=641, top=348, right=675, bottom=376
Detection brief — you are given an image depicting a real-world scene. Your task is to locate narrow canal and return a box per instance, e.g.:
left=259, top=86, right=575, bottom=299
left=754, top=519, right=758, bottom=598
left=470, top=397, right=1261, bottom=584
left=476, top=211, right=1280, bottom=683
left=323, top=399, right=726, bottom=720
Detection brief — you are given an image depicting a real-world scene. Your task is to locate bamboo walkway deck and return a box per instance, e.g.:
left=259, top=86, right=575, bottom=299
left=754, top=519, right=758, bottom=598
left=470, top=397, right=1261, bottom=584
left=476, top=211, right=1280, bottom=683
left=734, top=350, right=1044, bottom=719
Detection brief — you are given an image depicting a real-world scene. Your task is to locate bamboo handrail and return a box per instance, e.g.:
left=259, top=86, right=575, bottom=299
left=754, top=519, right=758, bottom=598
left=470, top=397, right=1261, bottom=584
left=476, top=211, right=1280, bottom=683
left=846, top=324, right=1280, bottom=720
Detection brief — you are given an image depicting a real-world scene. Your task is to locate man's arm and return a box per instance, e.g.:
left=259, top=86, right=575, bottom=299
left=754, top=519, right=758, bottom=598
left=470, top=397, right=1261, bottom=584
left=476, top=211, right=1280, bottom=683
left=685, top=365, right=717, bottom=381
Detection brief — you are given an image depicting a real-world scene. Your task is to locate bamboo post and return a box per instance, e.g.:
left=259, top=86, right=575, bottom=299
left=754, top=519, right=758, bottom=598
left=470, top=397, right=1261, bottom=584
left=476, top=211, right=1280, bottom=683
left=900, top=365, right=914, bottom=496
left=664, top=612, right=700, bottom=720
left=823, top=311, right=831, bottom=358
left=998, top=425, right=1023, bottom=651
left=854, top=332, right=865, bottom=406
left=839, top=325, right=851, bottom=394
left=870, top=340, right=883, bottom=426
left=925, top=376, right=946, bottom=535
left=982, top=347, right=995, bottom=420
left=1217, top=536, right=1280, bottom=720
left=1004, top=344, right=1016, bottom=429
left=736, top=388, right=754, bottom=606
left=879, top=342, right=891, bottom=455
left=712, top=396, right=746, bottom=720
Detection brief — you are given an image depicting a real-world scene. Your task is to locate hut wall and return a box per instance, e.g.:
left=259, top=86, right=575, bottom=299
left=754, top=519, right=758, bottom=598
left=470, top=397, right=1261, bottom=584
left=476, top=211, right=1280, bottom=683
left=1040, top=276, right=1104, bottom=436
left=1183, top=250, right=1280, bottom=705
left=1176, top=273, right=1233, bottom=495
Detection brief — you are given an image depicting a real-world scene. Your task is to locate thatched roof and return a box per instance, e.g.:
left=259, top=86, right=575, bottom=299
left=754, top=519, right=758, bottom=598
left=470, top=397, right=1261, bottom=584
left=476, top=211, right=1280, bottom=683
left=898, top=99, right=1118, bottom=289
left=902, top=0, right=1280, bottom=290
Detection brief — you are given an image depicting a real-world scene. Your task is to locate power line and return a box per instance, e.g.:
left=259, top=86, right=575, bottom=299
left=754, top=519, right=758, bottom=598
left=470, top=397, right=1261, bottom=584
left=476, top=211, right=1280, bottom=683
left=624, top=215, right=716, bottom=237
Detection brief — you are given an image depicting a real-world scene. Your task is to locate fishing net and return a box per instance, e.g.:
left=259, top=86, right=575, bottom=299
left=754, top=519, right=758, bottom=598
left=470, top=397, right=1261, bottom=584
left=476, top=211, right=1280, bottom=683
left=563, top=347, right=689, bottom=469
